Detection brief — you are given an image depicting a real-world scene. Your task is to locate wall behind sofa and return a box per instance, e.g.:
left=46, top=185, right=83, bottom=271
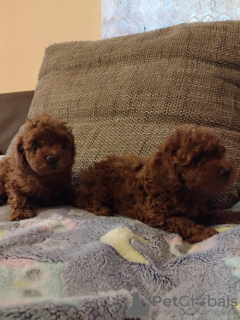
left=0, top=0, right=101, bottom=94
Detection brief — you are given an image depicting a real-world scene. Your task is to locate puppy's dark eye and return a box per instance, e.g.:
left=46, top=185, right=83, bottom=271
left=192, top=153, right=203, bottom=164
left=32, top=140, right=43, bottom=153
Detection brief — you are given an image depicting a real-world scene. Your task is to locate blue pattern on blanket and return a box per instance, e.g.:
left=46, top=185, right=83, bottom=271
left=0, top=205, right=240, bottom=319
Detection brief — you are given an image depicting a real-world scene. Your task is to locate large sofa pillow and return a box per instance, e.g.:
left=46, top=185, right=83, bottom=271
left=16, top=21, right=240, bottom=209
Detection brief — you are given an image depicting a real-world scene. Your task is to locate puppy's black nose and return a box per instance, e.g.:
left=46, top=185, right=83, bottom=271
left=46, top=155, right=59, bottom=165
left=220, top=167, right=230, bottom=179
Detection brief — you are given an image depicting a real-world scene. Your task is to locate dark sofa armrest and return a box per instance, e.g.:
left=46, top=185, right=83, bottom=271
left=0, top=91, right=34, bottom=154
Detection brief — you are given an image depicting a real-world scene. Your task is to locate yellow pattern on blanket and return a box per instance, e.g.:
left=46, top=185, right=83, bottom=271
left=100, top=227, right=150, bottom=265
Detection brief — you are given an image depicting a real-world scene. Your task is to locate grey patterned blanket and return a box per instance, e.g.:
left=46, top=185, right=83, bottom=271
left=0, top=202, right=240, bottom=320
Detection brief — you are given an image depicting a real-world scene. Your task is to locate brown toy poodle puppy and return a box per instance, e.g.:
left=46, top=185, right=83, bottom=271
left=76, top=124, right=240, bottom=243
left=0, top=114, right=76, bottom=221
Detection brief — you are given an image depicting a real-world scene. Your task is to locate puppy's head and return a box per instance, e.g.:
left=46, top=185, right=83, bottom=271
left=15, top=114, right=75, bottom=175
left=159, top=124, right=236, bottom=194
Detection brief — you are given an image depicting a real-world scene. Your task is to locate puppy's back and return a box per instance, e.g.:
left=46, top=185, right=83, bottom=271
left=77, top=153, right=146, bottom=214
left=79, top=153, right=145, bottom=186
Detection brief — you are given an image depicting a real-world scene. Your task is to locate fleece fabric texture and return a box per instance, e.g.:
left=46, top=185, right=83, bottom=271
left=1, top=204, right=240, bottom=319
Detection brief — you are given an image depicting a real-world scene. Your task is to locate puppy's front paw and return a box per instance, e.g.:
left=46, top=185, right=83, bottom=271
left=9, top=209, right=35, bottom=221
left=89, top=206, right=111, bottom=216
left=186, top=227, right=218, bottom=243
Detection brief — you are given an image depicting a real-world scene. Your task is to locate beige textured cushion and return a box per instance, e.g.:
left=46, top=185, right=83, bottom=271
left=21, top=21, right=240, bottom=209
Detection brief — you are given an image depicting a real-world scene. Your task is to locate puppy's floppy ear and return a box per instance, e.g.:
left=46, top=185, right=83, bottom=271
left=14, top=135, right=28, bottom=168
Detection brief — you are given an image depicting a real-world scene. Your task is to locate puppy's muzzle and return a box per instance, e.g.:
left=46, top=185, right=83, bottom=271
left=46, top=154, right=59, bottom=165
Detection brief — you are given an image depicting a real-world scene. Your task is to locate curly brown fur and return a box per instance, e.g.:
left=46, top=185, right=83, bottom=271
left=0, top=114, right=76, bottom=221
left=76, top=124, right=240, bottom=243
